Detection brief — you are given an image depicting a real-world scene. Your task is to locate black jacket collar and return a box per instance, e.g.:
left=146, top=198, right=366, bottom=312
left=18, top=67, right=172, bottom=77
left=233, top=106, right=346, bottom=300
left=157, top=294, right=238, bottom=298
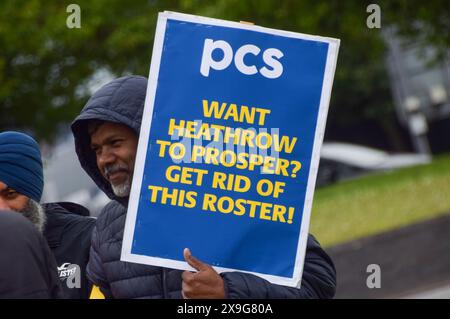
left=42, top=202, right=91, bottom=248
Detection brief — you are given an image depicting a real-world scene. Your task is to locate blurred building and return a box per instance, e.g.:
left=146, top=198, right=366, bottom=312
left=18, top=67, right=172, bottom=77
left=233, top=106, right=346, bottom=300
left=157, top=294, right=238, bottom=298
left=385, top=29, right=450, bottom=155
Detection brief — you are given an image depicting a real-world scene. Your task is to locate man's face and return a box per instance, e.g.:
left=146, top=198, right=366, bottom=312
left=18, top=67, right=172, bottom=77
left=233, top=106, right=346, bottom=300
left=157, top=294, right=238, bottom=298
left=90, top=121, right=138, bottom=197
left=0, top=181, right=28, bottom=211
left=0, top=181, right=46, bottom=232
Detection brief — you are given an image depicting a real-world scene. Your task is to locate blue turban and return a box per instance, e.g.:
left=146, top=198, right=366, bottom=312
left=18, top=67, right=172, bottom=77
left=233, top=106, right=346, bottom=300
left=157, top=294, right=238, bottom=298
left=0, top=131, right=43, bottom=202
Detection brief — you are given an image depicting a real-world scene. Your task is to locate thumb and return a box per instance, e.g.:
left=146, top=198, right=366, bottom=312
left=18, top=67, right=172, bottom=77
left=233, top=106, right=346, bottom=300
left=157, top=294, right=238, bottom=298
left=184, top=248, right=208, bottom=271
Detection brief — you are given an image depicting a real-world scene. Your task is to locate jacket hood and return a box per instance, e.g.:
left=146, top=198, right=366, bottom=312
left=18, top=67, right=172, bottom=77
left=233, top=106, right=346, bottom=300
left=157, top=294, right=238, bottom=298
left=43, top=202, right=91, bottom=217
left=71, top=75, right=148, bottom=202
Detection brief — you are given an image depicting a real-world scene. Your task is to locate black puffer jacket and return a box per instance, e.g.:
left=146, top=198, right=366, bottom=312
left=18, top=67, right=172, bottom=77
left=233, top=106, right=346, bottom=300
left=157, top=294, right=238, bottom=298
left=42, top=202, right=95, bottom=299
left=71, top=75, right=337, bottom=299
left=0, top=211, right=63, bottom=299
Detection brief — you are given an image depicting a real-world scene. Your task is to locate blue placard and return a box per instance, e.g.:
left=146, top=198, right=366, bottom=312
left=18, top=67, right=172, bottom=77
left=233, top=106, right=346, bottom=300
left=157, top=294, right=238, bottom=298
left=122, top=12, right=339, bottom=287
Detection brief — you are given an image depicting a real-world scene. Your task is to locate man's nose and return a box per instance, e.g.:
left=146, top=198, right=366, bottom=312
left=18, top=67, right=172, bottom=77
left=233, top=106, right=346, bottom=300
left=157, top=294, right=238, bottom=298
left=97, top=147, right=116, bottom=167
left=0, top=198, right=11, bottom=211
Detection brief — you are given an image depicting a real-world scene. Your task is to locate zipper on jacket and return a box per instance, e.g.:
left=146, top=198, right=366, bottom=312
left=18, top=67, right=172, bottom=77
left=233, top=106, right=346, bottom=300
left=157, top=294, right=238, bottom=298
left=162, top=268, right=168, bottom=298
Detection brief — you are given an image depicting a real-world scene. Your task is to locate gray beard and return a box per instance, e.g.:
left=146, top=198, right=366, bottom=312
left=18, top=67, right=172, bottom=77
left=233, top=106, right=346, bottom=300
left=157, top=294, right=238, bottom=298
left=104, top=163, right=132, bottom=197
left=20, top=199, right=46, bottom=233
left=111, top=177, right=131, bottom=197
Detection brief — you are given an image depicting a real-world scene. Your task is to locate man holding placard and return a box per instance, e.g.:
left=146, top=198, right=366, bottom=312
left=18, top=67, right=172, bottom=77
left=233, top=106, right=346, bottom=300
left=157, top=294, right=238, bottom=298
left=72, top=12, right=339, bottom=299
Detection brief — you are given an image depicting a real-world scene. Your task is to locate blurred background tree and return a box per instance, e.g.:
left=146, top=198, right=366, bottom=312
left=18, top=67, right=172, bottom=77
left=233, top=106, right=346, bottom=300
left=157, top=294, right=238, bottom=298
left=0, top=0, right=448, bottom=145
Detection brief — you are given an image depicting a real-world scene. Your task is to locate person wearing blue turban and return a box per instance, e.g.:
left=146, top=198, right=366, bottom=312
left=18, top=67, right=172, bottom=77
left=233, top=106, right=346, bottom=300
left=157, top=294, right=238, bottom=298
left=0, top=131, right=46, bottom=232
left=0, top=131, right=96, bottom=299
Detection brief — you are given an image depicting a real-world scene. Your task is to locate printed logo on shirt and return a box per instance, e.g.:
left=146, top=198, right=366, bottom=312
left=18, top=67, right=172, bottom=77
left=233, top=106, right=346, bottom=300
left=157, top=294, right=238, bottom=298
left=58, top=263, right=81, bottom=289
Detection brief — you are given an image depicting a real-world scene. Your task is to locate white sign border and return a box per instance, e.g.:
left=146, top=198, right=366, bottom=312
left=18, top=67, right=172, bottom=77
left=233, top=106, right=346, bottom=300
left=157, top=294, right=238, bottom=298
left=121, top=11, right=340, bottom=288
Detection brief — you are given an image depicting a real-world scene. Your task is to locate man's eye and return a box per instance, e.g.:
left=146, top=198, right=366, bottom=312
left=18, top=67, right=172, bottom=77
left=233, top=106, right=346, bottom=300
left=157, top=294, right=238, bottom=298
left=111, top=140, right=122, bottom=147
left=5, top=191, right=18, bottom=199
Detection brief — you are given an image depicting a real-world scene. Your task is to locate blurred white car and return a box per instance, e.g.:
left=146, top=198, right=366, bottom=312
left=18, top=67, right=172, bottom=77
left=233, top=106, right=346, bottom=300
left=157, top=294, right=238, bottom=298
left=316, top=142, right=431, bottom=187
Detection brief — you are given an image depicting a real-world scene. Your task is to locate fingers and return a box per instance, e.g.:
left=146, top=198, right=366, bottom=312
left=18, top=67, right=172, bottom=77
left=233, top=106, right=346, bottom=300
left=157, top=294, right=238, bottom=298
left=182, top=267, right=226, bottom=299
left=182, top=269, right=195, bottom=284
left=184, top=248, right=208, bottom=271
left=182, top=270, right=197, bottom=299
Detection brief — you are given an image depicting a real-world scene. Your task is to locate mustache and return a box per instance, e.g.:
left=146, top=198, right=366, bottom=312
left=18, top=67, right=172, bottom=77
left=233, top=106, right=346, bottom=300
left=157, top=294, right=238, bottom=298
left=103, top=163, right=129, bottom=179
